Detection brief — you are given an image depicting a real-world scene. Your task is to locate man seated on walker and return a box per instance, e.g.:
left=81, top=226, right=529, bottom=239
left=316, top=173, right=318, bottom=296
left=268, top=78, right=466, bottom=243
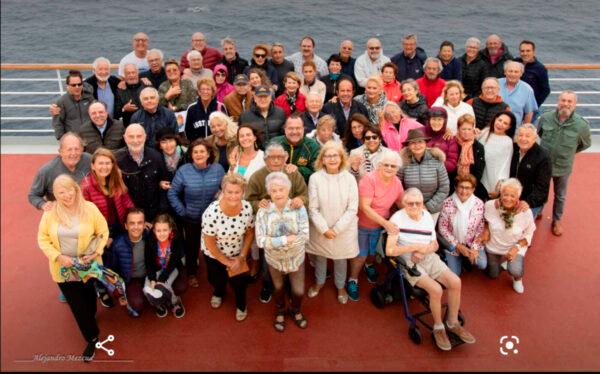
left=386, top=187, right=476, bottom=351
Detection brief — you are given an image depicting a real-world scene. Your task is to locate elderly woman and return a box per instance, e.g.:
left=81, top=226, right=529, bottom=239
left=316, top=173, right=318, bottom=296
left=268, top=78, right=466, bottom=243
left=424, top=107, right=459, bottom=173
left=182, top=50, right=213, bottom=88
left=213, top=64, right=234, bottom=103
left=381, top=62, right=402, bottom=103
left=348, top=149, right=404, bottom=301
left=342, top=113, right=368, bottom=153
left=349, top=125, right=390, bottom=181
left=168, top=139, right=226, bottom=288
left=437, top=174, right=486, bottom=276
left=307, top=114, right=340, bottom=146
left=38, top=174, right=109, bottom=361
left=255, top=172, right=309, bottom=332
left=478, top=111, right=516, bottom=199
left=158, top=59, right=197, bottom=112
left=201, top=173, right=255, bottom=321
left=354, top=75, right=389, bottom=125
left=398, top=128, right=450, bottom=222
left=482, top=178, right=536, bottom=294
left=450, top=114, right=487, bottom=200
left=387, top=188, right=475, bottom=351
left=307, top=141, right=359, bottom=304
left=400, top=79, right=429, bottom=125
left=460, top=37, right=487, bottom=100
left=274, top=71, right=306, bottom=117
left=185, top=77, right=228, bottom=142
left=432, top=81, right=475, bottom=134
left=243, top=44, right=278, bottom=88
left=380, top=102, right=423, bottom=152
left=205, top=111, right=238, bottom=171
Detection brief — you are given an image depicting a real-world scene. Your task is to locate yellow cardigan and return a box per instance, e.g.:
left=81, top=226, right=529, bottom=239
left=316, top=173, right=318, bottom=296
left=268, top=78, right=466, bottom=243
left=37, top=201, right=109, bottom=282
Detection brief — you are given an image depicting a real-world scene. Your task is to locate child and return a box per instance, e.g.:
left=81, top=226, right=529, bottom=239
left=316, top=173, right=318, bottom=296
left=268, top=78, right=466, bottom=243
left=143, top=214, right=186, bottom=318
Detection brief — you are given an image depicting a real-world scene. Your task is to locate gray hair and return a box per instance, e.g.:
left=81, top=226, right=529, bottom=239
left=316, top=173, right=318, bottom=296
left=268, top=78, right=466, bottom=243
left=503, top=60, right=524, bottom=73
left=402, top=33, right=417, bottom=42
left=518, top=123, right=538, bottom=136
left=482, top=76, right=499, bottom=87
left=500, top=178, right=523, bottom=197
left=465, top=37, right=481, bottom=49
left=265, top=171, right=292, bottom=192
left=123, top=63, right=138, bottom=73
left=221, top=37, right=236, bottom=48
left=59, top=131, right=84, bottom=150
left=402, top=187, right=424, bottom=204
left=187, top=50, right=202, bottom=61
left=264, top=142, right=287, bottom=160
left=559, top=90, right=578, bottom=102
left=147, top=48, right=164, bottom=60
left=139, top=86, right=159, bottom=100
left=423, top=57, right=443, bottom=72
left=401, top=78, right=420, bottom=93
left=379, top=149, right=402, bottom=167
left=92, top=57, right=111, bottom=70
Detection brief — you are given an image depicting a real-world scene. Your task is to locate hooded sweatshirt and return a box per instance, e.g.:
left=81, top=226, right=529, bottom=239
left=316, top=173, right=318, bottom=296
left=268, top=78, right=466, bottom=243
left=213, top=64, right=234, bottom=103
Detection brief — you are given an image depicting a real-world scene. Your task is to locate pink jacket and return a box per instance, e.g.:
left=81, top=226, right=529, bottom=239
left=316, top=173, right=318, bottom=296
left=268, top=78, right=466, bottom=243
left=380, top=117, right=423, bottom=152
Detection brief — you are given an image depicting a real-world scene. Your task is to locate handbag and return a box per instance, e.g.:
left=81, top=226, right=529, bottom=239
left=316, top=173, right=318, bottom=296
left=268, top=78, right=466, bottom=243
left=227, top=258, right=250, bottom=277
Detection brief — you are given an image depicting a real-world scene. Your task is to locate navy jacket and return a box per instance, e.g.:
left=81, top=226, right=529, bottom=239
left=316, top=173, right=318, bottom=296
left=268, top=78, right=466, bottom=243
left=322, top=99, right=369, bottom=136
left=110, top=230, right=150, bottom=283
left=140, top=68, right=168, bottom=89
left=184, top=98, right=227, bottom=142
left=391, top=47, right=428, bottom=82
left=130, top=105, right=179, bottom=148
left=85, top=75, right=120, bottom=99
left=167, top=163, right=225, bottom=223
left=145, top=234, right=185, bottom=283
left=439, top=56, right=462, bottom=82
left=514, top=57, right=550, bottom=107
left=220, top=53, right=249, bottom=84
left=480, top=43, right=513, bottom=79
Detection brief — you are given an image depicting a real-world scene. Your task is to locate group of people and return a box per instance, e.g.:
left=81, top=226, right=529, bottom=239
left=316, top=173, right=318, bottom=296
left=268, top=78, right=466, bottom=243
left=35, top=31, right=591, bottom=359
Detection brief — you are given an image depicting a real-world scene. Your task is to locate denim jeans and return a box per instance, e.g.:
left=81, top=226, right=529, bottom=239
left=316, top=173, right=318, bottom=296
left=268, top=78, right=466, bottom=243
left=486, top=252, right=524, bottom=279
left=313, top=255, right=347, bottom=289
left=444, top=248, right=487, bottom=276
left=551, top=174, right=571, bottom=221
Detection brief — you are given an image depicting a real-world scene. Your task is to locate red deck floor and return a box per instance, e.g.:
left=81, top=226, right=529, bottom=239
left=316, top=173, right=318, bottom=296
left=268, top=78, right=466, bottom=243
left=2, top=153, right=600, bottom=371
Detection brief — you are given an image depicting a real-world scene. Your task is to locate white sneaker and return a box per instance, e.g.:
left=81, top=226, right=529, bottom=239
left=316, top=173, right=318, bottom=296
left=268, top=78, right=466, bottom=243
left=210, top=295, right=223, bottom=309
left=512, top=279, right=524, bottom=294
left=235, top=308, right=248, bottom=322
left=501, top=261, right=508, bottom=270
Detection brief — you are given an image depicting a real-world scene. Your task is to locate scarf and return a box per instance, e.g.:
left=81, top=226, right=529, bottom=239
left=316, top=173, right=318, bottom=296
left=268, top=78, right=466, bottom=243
left=286, top=92, right=297, bottom=113
left=164, top=146, right=182, bottom=173
left=451, top=193, right=477, bottom=244
left=498, top=200, right=518, bottom=229
left=362, top=145, right=382, bottom=173
left=456, top=135, right=475, bottom=177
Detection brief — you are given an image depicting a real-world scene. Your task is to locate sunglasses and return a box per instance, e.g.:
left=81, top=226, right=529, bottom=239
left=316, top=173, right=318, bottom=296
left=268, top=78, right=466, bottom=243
left=68, top=83, right=83, bottom=87
left=364, top=135, right=379, bottom=141
left=254, top=54, right=266, bottom=58
left=215, top=72, right=227, bottom=77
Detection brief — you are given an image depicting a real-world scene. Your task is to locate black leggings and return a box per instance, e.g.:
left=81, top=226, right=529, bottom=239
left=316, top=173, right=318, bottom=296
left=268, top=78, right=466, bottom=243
left=183, top=220, right=203, bottom=276
left=58, top=281, right=99, bottom=343
left=204, top=255, right=248, bottom=311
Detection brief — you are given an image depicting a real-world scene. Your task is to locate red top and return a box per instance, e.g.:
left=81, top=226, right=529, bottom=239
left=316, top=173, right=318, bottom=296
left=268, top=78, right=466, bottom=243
left=274, top=92, right=307, bottom=117
left=179, top=47, right=223, bottom=71
left=80, top=173, right=135, bottom=227
left=416, top=77, right=446, bottom=108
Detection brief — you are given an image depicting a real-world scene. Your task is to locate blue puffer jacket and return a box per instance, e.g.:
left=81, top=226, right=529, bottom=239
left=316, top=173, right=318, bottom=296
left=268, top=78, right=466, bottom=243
left=110, top=230, right=150, bottom=283
left=167, top=163, right=225, bottom=222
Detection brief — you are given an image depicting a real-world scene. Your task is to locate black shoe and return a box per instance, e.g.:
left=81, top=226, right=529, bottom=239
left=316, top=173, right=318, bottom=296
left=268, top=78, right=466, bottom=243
left=98, top=292, right=114, bottom=308
left=259, top=287, right=272, bottom=303
left=155, top=305, right=168, bottom=318
left=173, top=303, right=186, bottom=318
left=82, top=338, right=97, bottom=362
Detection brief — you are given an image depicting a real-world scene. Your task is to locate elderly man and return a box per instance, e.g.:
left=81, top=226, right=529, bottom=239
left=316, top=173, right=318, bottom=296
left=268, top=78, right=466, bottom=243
left=387, top=188, right=475, bottom=351
left=182, top=50, right=213, bottom=88
left=114, top=63, right=150, bottom=126
left=391, top=33, right=428, bottom=82
left=416, top=57, right=446, bottom=108
left=480, top=34, right=513, bottom=79
left=180, top=32, right=222, bottom=71
left=115, top=124, right=168, bottom=223
left=466, top=77, right=510, bottom=130
left=286, top=36, right=329, bottom=78
left=223, top=74, right=253, bottom=122
left=509, top=123, right=552, bottom=218
left=140, top=49, right=167, bottom=89
left=85, top=57, right=120, bottom=117
left=515, top=40, right=550, bottom=122
left=28, top=132, right=91, bottom=211
left=460, top=37, right=487, bottom=100
left=51, top=70, right=94, bottom=139
left=538, top=91, right=591, bottom=236
left=270, top=42, right=295, bottom=96
left=272, top=113, right=321, bottom=183
left=79, top=101, right=125, bottom=154
left=322, top=77, right=369, bottom=135
left=130, top=87, right=178, bottom=148
left=118, top=32, right=150, bottom=77
left=239, top=85, right=286, bottom=147
left=301, top=92, right=327, bottom=133
left=338, top=40, right=356, bottom=80
left=354, top=38, right=391, bottom=89
left=219, top=37, right=249, bottom=84
left=499, top=61, right=538, bottom=126
left=245, top=142, right=309, bottom=303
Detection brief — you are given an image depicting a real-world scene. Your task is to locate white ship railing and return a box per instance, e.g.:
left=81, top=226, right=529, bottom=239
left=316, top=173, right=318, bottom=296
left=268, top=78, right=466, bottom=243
left=1, top=63, right=599, bottom=134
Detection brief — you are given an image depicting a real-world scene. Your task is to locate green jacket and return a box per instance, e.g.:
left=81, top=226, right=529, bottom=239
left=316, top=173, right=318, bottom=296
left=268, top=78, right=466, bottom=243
left=158, top=79, right=198, bottom=112
left=271, top=135, right=321, bottom=183
left=244, top=166, right=309, bottom=214
left=539, top=110, right=591, bottom=176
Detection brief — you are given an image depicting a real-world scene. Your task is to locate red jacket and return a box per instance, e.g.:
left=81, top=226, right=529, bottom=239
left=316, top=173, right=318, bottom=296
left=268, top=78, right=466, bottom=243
left=416, top=77, right=446, bottom=108
left=180, top=47, right=223, bottom=71
left=81, top=173, right=135, bottom=227
left=274, top=92, right=307, bottom=117
left=383, top=79, right=402, bottom=103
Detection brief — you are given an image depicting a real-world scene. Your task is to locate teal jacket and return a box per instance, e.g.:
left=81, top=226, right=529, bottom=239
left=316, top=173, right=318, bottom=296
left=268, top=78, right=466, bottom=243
left=538, top=110, right=591, bottom=177
left=272, top=135, right=321, bottom=183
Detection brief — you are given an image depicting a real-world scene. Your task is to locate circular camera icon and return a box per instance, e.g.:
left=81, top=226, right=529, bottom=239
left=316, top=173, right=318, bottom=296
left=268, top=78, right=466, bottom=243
left=499, top=335, right=520, bottom=355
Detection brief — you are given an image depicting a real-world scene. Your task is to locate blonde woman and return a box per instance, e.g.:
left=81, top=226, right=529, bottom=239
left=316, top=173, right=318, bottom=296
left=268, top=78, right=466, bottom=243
left=307, top=141, right=359, bottom=304
left=306, top=114, right=341, bottom=146
left=432, top=80, right=475, bottom=134
left=205, top=111, right=238, bottom=171
left=37, top=174, right=109, bottom=362
left=354, top=75, right=390, bottom=124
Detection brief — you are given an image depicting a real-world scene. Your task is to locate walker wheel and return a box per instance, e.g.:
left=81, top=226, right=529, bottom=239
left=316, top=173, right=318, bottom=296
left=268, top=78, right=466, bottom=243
left=409, top=326, right=422, bottom=344
left=458, top=311, right=466, bottom=326
left=370, top=286, right=386, bottom=309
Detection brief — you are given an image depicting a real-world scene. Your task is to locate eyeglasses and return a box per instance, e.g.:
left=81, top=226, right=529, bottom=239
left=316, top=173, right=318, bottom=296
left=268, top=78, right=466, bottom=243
left=68, top=83, right=83, bottom=87
left=364, top=135, right=379, bottom=141
left=483, top=86, right=497, bottom=91
left=368, top=46, right=381, bottom=50
left=254, top=54, right=266, bottom=59
left=381, top=163, right=399, bottom=169
left=323, top=154, right=340, bottom=159
left=134, top=38, right=148, bottom=42
left=268, top=155, right=286, bottom=160
left=405, top=201, right=423, bottom=207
